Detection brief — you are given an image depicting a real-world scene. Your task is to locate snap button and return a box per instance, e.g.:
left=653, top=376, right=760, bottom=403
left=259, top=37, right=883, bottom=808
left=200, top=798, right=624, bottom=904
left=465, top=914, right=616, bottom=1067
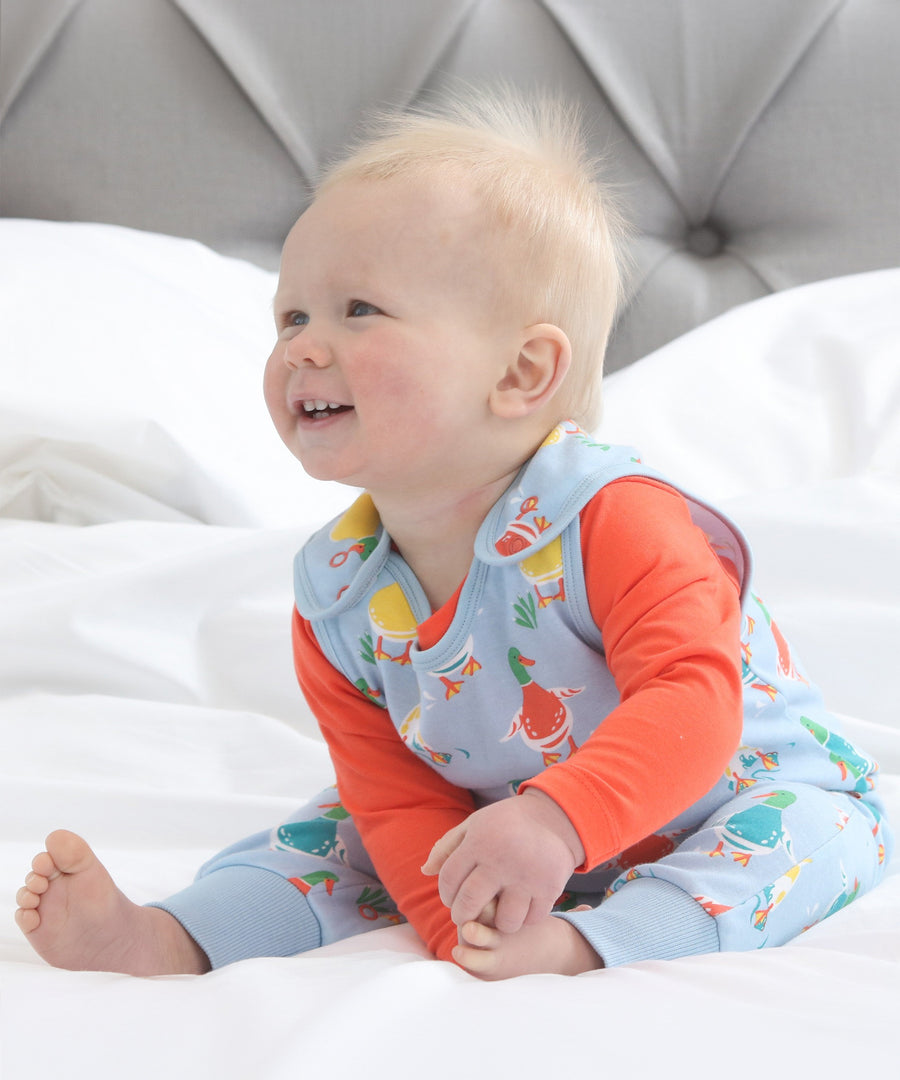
left=686, top=225, right=724, bottom=257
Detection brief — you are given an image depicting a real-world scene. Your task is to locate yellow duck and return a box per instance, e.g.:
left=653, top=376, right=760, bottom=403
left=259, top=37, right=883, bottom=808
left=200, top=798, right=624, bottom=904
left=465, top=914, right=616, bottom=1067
left=330, top=493, right=380, bottom=542
left=398, top=704, right=452, bottom=766
left=328, top=494, right=380, bottom=569
left=518, top=535, right=565, bottom=607
left=368, top=582, right=418, bottom=665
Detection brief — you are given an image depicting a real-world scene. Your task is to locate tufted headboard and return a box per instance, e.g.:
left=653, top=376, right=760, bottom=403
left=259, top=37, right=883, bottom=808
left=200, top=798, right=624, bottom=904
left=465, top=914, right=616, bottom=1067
left=2, top=0, right=898, bottom=372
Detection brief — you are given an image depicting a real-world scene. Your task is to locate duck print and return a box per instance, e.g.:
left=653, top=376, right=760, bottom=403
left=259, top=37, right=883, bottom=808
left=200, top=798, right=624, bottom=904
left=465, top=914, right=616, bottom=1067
left=503, top=648, right=583, bottom=766
left=328, top=494, right=380, bottom=569
left=517, top=536, right=566, bottom=608
left=726, top=747, right=782, bottom=793
left=740, top=633, right=779, bottom=701
left=398, top=704, right=453, bottom=767
left=428, top=635, right=482, bottom=699
left=368, top=582, right=417, bottom=665
left=353, top=677, right=385, bottom=708
left=495, top=496, right=552, bottom=557
left=802, top=716, right=875, bottom=792
left=740, top=749, right=780, bottom=775
left=694, top=894, right=733, bottom=918
left=288, top=870, right=340, bottom=898
left=815, top=868, right=861, bottom=923
left=866, top=802, right=887, bottom=866
left=708, top=789, right=797, bottom=866
left=753, top=595, right=809, bottom=685
left=751, top=858, right=812, bottom=931
left=552, top=422, right=613, bottom=450
left=356, top=885, right=403, bottom=924
left=274, top=802, right=350, bottom=861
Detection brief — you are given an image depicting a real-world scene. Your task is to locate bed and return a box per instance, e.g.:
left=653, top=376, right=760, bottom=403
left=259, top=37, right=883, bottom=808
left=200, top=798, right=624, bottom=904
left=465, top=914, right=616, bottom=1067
left=1, top=3, right=898, bottom=1077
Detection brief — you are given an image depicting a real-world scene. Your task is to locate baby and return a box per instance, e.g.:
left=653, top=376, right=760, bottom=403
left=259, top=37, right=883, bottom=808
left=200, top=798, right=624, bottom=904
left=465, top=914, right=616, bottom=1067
left=16, top=91, right=891, bottom=979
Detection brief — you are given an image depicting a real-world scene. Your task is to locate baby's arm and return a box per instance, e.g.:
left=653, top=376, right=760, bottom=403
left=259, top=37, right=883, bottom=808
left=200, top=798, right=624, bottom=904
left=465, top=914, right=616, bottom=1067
left=421, top=788, right=583, bottom=932
left=522, top=479, right=744, bottom=869
left=293, top=611, right=475, bottom=961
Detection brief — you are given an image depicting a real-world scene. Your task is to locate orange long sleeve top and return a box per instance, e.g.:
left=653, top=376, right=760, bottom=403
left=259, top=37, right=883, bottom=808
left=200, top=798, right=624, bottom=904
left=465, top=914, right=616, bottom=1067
left=292, top=477, right=743, bottom=962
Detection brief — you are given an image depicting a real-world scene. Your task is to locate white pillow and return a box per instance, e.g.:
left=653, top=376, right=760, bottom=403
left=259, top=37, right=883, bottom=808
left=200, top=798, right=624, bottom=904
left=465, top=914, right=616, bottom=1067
left=600, top=268, right=900, bottom=502
left=0, top=219, right=350, bottom=528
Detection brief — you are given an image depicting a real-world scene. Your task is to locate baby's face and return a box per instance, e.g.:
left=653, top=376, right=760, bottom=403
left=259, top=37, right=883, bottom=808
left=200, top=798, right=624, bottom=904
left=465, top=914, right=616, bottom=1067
left=264, top=176, right=524, bottom=497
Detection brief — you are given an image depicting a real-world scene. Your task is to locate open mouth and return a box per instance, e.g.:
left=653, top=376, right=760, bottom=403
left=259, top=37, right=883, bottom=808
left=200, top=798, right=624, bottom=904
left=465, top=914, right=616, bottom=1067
left=299, top=400, right=353, bottom=421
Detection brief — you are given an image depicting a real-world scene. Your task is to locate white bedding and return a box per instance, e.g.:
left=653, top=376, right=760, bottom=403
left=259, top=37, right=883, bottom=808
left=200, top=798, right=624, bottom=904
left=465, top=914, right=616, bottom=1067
left=1, top=222, right=897, bottom=1079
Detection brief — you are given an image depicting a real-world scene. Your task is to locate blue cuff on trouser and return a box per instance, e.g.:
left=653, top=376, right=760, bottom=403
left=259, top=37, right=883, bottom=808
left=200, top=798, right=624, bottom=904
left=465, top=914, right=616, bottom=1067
left=148, top=865, right=322, bottom=969
left=555, top=877, right=720, bottom=968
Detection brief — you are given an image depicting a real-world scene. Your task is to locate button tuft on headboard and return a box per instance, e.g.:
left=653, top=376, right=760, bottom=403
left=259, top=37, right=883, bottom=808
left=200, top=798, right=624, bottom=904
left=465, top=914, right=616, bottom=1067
left=686, top=225, right=724, bottom=258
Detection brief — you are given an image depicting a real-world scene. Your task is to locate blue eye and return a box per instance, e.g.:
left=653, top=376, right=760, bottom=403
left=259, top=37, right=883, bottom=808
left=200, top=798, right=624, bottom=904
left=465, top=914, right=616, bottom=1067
left=348, top=300, right=380, bottom=318
left=288, top=311, right=309, bottom=327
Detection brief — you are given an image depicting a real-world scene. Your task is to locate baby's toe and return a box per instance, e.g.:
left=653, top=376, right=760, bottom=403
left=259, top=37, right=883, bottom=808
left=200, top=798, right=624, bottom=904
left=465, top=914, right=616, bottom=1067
left=461, top=919, right=500, bottom=947
left=31, top=850, right=58, bottom=880
left=15, top=907, right=41, bottom=933
left=453, top=943, right=499, bottom=977
left=43, top=830, right=94, bottom=874
left=16, top=882, right=43, bottom=909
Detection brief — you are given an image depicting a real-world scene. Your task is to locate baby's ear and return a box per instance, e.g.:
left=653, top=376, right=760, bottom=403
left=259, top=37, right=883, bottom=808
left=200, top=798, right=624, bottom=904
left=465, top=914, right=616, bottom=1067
left=490, top=324, right=571, bottom=419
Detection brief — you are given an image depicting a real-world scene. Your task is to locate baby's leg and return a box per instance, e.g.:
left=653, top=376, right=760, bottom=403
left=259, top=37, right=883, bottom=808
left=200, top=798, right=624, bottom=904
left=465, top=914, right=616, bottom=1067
left=16, top=787, right=400, bottom=975
left=558, top=782, right=889, bottom=967
left=15, top=830, right=209, bottom=975
left=149, top=786, right=403, bottom=969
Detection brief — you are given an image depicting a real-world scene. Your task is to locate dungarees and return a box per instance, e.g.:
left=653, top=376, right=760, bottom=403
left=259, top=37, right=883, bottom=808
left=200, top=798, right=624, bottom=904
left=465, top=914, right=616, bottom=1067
left=154, top=425, right=891, bottom=968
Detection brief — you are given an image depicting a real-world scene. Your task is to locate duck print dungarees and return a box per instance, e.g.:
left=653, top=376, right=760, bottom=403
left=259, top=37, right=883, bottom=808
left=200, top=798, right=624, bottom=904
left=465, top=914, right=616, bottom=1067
left=154, top=425, right=890, bottom=968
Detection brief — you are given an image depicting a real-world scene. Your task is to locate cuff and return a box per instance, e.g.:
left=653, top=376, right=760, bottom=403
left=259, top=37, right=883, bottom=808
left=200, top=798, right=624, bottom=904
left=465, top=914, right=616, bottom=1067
left=555, top=877, right=719, bottom=968
left=148, top=865, right=322, bottom=970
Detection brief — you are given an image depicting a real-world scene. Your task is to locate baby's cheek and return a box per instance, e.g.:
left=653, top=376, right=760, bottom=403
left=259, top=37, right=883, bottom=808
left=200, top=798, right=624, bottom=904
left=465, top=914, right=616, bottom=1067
left=354, top=354, right=429, bottom=411
left=262, top=355, right=286, bottom=412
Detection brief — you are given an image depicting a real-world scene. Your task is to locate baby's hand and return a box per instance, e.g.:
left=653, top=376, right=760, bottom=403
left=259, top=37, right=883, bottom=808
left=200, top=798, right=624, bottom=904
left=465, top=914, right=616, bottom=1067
left=421, top=790, right=584, bottom=934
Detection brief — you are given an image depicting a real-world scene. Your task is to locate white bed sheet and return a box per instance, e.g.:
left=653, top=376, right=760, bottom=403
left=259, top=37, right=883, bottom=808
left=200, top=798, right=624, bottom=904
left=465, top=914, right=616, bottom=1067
left=1, top=223, right=897, bottom=1079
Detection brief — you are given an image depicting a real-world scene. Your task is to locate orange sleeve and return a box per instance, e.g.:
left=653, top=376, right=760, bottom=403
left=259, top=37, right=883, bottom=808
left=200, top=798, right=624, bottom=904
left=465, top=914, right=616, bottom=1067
left=522, top=477, right=744, bottom=870
left=291, top=610, right=472, bottom=960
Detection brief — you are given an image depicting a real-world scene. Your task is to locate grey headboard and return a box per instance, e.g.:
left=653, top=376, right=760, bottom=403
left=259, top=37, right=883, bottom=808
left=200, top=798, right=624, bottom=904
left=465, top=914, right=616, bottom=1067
left=2, top=0, right=898, bottom=372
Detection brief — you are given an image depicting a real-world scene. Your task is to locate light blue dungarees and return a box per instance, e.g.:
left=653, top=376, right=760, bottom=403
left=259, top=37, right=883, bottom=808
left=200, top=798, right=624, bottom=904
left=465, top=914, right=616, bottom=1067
left=154, top=425, right=891, bottom=968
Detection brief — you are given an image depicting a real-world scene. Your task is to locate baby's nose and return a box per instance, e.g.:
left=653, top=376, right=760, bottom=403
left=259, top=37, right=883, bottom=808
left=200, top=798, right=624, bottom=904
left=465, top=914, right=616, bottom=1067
left=285, top=332, right=331, bottom=369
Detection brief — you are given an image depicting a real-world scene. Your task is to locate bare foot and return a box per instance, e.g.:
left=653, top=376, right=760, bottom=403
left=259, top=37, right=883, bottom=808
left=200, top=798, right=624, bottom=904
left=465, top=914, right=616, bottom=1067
left=453, top=910, right=603, bottom=980
left=15, top=830, right=210, bottom=976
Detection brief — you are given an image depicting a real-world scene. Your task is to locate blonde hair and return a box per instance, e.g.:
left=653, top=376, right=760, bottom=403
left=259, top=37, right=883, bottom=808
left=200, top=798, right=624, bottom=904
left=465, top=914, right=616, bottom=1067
left=317, top=88, right=626, bottom=429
